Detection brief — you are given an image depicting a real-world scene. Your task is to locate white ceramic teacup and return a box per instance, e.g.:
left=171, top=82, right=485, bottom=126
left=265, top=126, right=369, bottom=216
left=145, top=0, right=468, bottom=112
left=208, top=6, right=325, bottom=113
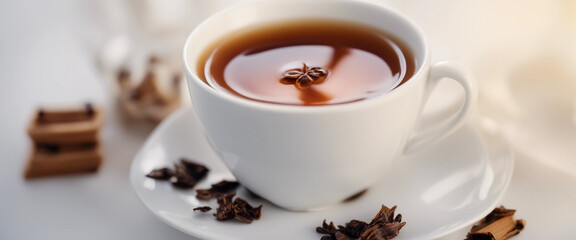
left=183, top=0, right=477, bottom=210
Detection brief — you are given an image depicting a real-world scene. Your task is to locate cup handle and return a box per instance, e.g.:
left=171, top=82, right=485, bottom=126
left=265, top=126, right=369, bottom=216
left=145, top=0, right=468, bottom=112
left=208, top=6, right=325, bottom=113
left=403, top=61, right=478, bottom=154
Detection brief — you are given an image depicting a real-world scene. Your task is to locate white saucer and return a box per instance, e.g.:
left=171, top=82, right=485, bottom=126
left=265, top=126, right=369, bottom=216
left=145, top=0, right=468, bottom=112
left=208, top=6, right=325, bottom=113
left=130, top=107, right=514, bottom=240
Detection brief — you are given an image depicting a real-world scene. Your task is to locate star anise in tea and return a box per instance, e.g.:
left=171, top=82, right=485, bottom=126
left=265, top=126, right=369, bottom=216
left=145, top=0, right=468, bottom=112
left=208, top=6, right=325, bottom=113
left=281, top=63, right=329, bottom=90
left=316, top=205, right=406, bottom=240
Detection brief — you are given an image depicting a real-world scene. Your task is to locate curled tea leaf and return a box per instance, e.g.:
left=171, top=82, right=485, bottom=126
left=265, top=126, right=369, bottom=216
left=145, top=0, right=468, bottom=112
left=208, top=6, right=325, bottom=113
left=316, top=205, right=406, bottom=240
left=193, top=206, right=212, bottom=212
left=146, top=167, right=173, bottom=180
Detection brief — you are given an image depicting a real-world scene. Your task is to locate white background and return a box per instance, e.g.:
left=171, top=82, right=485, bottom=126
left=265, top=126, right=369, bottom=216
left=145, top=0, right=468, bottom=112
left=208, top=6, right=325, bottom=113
left=1, top=0, right=575, bottom=239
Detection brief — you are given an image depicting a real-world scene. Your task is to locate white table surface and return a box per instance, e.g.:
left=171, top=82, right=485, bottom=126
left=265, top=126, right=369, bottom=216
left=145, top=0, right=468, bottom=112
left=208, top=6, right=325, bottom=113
left=1, top=0, right=575, bottom=239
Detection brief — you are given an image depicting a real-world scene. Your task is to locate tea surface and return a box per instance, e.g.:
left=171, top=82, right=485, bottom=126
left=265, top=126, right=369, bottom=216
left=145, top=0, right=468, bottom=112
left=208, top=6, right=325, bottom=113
left=198, top=19, right=415, bottom=105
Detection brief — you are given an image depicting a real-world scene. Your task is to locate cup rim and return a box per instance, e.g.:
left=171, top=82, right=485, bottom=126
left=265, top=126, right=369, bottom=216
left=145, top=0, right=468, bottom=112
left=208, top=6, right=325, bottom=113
left=183, top=0, right=429, bottom=112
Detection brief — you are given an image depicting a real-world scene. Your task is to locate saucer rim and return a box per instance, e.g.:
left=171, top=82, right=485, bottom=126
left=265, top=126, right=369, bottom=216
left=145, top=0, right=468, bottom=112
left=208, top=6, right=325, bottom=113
left=130, top=106, right=514, bottom=240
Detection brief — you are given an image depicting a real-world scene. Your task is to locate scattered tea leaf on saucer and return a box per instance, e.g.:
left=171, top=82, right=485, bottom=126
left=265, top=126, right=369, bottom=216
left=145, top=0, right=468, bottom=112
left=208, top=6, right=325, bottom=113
left=144, top=158, right=210, bottom=189
left=193, top=206, right=212, bottom=212
left=145, top=167, right=173, bottom=180
left=213, top=193, right=262, bottom=224
left=196, top=180, right=240, bottom=200
left=316, top=204, right=406, bottom=240
left=180, top=158, right=209, bottom=181
left=466, top=206, right=526, bottom=240
left=170, top=163, right=197, bottom=189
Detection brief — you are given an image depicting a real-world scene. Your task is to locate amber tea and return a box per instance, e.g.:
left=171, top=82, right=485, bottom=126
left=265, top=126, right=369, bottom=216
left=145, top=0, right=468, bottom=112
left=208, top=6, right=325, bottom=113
left=197, top=19, right=416, bottom=105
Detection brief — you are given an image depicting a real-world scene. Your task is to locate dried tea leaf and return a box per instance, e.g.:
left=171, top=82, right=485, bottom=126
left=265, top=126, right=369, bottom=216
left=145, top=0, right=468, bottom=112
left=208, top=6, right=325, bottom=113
left=337, top=220, right=368, bottom=238
left=193, top=206, right=212, bottom=212
left=212, top=180, right=240, bottom=192
left=214, top=193, right=236, bottom=221
left=316, top=220, right=337, bottom=236
left=196, top=189, right=214, bottom=201
left=180, top=158, right=209, bottom=181
left=145, top=168, right=173, bottom=180
left=334, top=231, right=353, bottom=240
left=196, top=180, right=240, bottom=200
left=233, top=197, right=262, bottom=223
left=369, top=205, right=401, bottom=225
left=360, top=222, right=406, bottom=240
left=213, top=193, right=262, bottom=224
left=316, top=205, right=405, bottom=240
left=144, top=158, right=209, bottom=189
left=170, top=163, right=197, bottom=189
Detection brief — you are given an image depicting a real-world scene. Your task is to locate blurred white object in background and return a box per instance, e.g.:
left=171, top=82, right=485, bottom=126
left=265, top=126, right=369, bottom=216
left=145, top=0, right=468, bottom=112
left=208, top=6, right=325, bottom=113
left=94, top=0, right=243, bottom=108
left=494, top=1, right=576, bottom=177
left=366, top=0, right=576, bottom=176
left=95, top=0, right=199, bottom=74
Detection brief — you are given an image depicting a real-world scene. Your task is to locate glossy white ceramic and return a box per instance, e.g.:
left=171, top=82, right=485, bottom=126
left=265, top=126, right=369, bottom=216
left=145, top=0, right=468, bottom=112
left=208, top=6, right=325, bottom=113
left=130, top=106, right=513, bottom=240
left=183, top=0, right=477, bottom=210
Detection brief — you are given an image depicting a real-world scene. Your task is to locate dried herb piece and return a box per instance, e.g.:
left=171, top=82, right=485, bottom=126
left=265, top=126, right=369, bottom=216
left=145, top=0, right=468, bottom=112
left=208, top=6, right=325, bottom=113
left=170, top=163, right=197, bottom=189
left=360, top=222, right=405, bottom=240
left=193, top=206, right=212, bottom=212
left=281, top=63, right=329, bottom=90
left=145, top=167, right=173, bottom=180
left=196, top=189, right=213, bottom=200
left=466, top=206, right=525, bottom=240
left=214, top=193, right=236, bottom=221
left=317, top=220, right=338, bottom=236
left=233, top=197, right=262, bottom=223
left=338, top=220, right=368, bottom=238
left=213, top=193, right=262, bottom=224
left=360, top=205, right=406, bottom=240
left=196, top=180, right=240, bottom=200
left=212, top=179, right=239, bottom=192
left=180, top=158, right=209, bottom=181
left=144, top=158, right=209, bottom=190
left=316, top=205, right=405, bottom=240
left=196, top=189, right=214, bottom=200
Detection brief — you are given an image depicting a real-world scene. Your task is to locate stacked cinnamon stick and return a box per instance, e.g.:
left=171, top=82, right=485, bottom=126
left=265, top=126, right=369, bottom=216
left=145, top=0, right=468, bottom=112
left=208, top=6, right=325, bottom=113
left=25, top=104, right=103, bottom=178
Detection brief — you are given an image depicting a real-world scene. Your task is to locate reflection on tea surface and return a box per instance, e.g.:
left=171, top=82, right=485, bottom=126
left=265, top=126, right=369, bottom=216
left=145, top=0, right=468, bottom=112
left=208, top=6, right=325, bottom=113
left=198, top=19, right=415, bottom=105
